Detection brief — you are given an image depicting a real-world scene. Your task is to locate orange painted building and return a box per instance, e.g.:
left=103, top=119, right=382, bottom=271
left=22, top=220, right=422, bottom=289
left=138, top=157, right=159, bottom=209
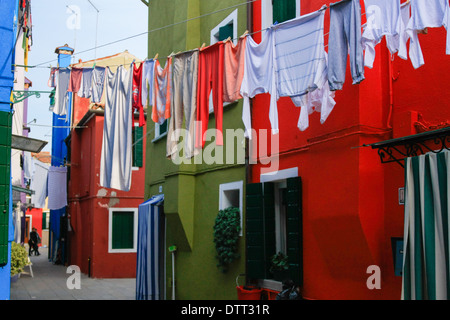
left=246, top=0, right=450, bottom=299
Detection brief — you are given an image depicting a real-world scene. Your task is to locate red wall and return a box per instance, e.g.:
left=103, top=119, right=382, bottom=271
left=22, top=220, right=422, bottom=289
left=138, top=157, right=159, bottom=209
left=27, top=207, right=43, bottom=246
left=249, top=0, right=450, bottom=299
left=68, top=104, right=147, bottom=279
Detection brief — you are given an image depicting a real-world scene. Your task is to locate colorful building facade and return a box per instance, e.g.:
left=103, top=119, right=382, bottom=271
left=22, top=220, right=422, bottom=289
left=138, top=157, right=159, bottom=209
left=66, top=52, right=147, bottom=278
left=247, top=0, right=450, bottom=300
left=144, top=0, right=249, bottom=300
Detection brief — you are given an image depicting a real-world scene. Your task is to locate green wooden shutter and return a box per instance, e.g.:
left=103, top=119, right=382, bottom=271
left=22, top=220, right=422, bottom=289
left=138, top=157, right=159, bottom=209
left=219, top=23, right=233, bottom=41
left=42, top=212, right=47, bottom=230
left=159, top=120, right=168, bottom=135
left=245, top=182, right=276, bottom=280
left=273, top=0, right=296, bottom=24
left=246, top=183, right=265, bottom=279
left=263, top=183, right=276, bottom=275
left=132, top=126, right=143, bottom=167
left=286, top=177, right=302, bottom=285
left=0, top=112, right=12, bottom=267
left=112, top=211, right=134, bottom=249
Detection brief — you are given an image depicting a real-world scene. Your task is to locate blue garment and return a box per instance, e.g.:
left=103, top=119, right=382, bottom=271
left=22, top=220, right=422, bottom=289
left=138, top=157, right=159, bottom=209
left=327, top=0, right=365, bottom=90
left=136, top=195, right=164, bottom=300
left=89, top=66, right=106, bottom=103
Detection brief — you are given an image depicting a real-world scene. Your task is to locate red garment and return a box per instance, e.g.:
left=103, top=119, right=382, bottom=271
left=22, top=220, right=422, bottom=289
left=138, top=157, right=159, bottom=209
left=132, top=63, right=145, bottom=127
left=196, top=42, right=224, bottom=149
left=68, top=68, right=82, bottom=93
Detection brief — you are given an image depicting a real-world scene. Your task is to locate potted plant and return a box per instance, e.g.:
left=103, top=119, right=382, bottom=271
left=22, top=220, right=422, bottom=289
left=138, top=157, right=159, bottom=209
left=10, top=242, right=28, bottom=281
left=213, top=207, right=241, bottom=273
left=270, top=252, right=289, bottom=281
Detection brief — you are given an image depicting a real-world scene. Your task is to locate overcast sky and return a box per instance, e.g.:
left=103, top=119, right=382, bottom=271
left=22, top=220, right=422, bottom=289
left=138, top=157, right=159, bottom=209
left=25, top=0, right=148, bottom=151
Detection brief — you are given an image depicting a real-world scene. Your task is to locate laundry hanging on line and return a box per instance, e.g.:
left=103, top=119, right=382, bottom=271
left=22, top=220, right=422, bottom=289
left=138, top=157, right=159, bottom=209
left=45, top=0, right=450, bottom=193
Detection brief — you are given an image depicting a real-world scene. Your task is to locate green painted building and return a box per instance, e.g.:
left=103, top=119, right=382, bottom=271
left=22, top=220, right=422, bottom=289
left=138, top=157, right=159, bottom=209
left=144, top=0, right=249, bottom=300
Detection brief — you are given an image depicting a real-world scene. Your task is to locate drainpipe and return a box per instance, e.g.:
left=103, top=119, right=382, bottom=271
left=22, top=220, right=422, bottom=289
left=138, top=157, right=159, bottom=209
left=169, top=245, right=177, bottom=300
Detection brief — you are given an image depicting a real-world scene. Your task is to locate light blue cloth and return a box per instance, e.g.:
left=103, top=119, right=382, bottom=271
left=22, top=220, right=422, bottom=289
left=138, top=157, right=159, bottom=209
left=30, top=160, right=50, bottom=208
left=77, top=68, right=94, bottom=98
left=47, top=166, right=68, bottom=210
left=141, top=59, right=155, bottom=107
left=273, top=7, right=326, bottom=99
left=90, top=66, right=106, bottom=103
left=327, top=0, right=365, bottom=90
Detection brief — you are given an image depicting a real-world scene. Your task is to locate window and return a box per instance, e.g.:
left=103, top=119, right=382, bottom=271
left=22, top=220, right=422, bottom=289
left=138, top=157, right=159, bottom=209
left=108, top=208, right=138, bottom=253
left=246, top=168, right=302, bottom=285
left=153, top=120, right=168, bottom=142
left=261, top=0, right=301, bottom=30
left=209, top=9, right=239, bottom=113
left=219, top=181, right=244, bottom=236
left=132, top=124, right=144, bottom=167
left=210, top=9, right=238, bottom=45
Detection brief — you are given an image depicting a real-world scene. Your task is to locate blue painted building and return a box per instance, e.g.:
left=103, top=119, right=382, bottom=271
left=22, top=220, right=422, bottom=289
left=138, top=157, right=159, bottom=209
left=48, top=45, right=74, bottom=264
left=0, top=0, right=20, bottom=300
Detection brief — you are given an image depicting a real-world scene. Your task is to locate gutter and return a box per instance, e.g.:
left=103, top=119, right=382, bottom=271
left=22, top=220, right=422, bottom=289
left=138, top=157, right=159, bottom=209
left=141, top=0, right=149, bottom=6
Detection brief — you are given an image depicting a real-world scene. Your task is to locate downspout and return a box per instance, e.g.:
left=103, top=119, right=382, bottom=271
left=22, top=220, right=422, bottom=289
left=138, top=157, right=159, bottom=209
left=245, top=0, right=253, bottom=185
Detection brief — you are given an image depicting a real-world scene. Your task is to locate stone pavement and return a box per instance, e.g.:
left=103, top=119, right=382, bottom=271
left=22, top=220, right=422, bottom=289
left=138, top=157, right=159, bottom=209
left=10, top=247, right=136, bottom=300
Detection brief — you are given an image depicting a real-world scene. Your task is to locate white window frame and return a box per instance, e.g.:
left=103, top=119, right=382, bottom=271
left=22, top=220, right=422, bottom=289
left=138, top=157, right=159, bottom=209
left=152, top=120, right=168, bottom=143
left=209, top=9, right=239, bottom=114
left=219, top=180, right=244, bottom=236
left=210, top=9, right=238, bottom=46
left=108, top=207, right=138, bottom=253
left=261, top=0, right=301, bottom=30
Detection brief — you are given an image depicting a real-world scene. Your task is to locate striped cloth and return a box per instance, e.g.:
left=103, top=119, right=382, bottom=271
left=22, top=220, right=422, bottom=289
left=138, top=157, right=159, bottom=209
left=402, top=151, right=450, bottom=300
left=136, top=195, right=164, bottom=300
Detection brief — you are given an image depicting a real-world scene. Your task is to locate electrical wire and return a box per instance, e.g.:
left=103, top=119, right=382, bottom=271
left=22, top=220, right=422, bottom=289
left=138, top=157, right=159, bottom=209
left=19, top=1, right=370, bottom=71
left=33, top=0, right=262, bottom=68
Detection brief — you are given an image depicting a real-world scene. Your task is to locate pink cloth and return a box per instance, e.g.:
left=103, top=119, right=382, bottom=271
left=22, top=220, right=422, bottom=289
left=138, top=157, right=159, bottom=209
left=223, top=37, right=247, bottom=102
left=68, top=68, right=83, bottom=93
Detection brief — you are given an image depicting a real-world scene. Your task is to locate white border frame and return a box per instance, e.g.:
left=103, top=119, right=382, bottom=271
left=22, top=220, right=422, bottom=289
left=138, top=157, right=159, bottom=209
left=219, top=180, right=244, bottom=236
left=108, top=207, right=139, bottom=253
left=261, top=0, right=301, bottom=30
left=210, top=9, right=238, bottom=45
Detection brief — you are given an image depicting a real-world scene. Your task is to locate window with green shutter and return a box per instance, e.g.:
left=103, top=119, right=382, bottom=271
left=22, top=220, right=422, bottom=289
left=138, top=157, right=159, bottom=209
left=132, top=126, right=143, bottom=167
left=42, top=212, right=47, bottom=230
left=245, top=177, right=302, bottom=285
left=218, top=23, right=233, bottom=41
left=110, top=209, right=136, bottom=251
left=272, top=0, right=296, bottom=24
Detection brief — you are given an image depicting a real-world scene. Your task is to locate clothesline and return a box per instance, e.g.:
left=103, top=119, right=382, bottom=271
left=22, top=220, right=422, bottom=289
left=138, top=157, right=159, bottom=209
left=21, top=1, right=372, bottom=71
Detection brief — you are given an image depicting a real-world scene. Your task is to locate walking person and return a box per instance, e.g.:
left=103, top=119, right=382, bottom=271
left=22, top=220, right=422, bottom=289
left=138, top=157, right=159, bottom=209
left=28, top=227, right=41, bottom=256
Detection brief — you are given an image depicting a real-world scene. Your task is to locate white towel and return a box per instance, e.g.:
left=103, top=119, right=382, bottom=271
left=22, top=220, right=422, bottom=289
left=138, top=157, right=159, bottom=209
left=47, top=166, right=68, bottom=210
left=30, top=160, right=50, bottom=208
left=100, top=65, right=133, bottom=191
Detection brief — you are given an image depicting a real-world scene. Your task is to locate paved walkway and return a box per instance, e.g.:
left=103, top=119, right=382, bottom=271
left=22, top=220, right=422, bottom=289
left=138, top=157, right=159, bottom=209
left=10, top=247, right=136, bottom=300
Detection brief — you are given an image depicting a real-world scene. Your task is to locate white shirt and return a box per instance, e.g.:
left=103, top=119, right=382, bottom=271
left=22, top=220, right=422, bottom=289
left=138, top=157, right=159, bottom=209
left=362, top=0, right=401, bottom=68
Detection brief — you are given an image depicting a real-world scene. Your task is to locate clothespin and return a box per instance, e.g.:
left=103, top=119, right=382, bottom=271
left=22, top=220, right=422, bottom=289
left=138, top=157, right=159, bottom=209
left=200, top=43, right=206, bottom=50
left=241, top=30, right=249, bottom=37
left=154, top=53, right=159, bottom=60
left=225, top=36, right=231, bottom=42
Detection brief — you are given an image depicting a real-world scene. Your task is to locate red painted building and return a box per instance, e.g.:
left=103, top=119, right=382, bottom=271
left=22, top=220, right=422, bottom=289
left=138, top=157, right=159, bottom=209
left=246, top=0, right=450, bottom=299
left=66, top=52, right=146, bottom=278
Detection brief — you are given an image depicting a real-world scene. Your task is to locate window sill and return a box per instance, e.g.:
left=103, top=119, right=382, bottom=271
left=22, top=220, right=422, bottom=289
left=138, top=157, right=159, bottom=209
left=152, top=131, right=167, bottom=143
left=258, top=279, right=283, bottom=292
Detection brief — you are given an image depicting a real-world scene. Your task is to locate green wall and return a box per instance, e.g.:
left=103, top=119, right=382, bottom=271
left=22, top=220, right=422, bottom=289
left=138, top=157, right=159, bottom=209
left=145, top=0, right=248, bottom=300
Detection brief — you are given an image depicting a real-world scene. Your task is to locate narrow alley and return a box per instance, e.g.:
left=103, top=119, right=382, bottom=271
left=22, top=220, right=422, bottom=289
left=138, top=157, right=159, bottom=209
left=10, top=247, right=135, bottom=300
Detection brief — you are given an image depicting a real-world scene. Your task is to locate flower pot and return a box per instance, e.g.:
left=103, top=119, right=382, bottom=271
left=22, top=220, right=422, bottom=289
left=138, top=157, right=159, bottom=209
left=11, top=274, right=19, bottom=283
